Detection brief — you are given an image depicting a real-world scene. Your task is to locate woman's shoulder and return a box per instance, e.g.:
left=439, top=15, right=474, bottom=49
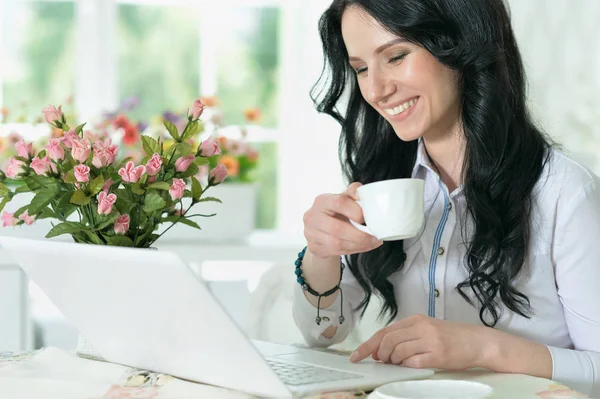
left=535, top=148, right=599, bottom=207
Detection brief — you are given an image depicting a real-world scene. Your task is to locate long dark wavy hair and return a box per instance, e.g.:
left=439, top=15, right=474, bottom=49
left=311, top=0, right=551, bottom=327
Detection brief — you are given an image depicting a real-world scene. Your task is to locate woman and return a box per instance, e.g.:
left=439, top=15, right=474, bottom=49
left=292, top=0, right=600, bottom=395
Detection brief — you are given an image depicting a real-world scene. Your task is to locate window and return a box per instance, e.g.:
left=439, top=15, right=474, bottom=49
left=1, top=1, right=76, bottom=122
left=117, top=3, right=200, bottom=121
left=1, top=0, right=281, bottom=229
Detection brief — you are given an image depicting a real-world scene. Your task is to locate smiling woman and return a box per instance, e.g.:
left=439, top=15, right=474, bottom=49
left=294, top=0, right=600, bottom=396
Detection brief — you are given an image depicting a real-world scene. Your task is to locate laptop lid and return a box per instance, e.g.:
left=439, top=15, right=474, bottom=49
left=0, top=236, right=291, bottom=398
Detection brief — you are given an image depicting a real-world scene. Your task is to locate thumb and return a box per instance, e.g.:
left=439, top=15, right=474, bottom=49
left=343, top=182, right=362, bottom=201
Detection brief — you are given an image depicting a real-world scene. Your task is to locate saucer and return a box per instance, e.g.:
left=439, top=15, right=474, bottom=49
left=374, top=380, right=494, bottom=399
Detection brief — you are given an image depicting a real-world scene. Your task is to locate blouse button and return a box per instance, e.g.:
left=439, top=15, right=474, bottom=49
left=437, top=247, right=445, bottom=256
left=448, top=202, right=453, bottom=211
left=434, top=289, right=440, bottom=298
left=322, top=316, right=330, bottom=322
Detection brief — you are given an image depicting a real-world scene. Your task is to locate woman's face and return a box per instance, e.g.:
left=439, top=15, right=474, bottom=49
left=342, top=6, right=461, bottom=142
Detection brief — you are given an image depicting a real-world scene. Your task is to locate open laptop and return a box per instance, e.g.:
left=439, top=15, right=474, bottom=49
left=0, top=236, right=433, bottom=398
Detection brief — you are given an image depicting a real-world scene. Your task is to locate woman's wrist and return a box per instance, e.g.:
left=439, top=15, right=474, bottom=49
left=301, top=249, right=341, bottom=292
left=478, top=326, right=553, bottom=379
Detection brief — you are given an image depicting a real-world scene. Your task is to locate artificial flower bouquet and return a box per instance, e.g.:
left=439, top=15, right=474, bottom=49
left=0, top=99, right=228, bottom=248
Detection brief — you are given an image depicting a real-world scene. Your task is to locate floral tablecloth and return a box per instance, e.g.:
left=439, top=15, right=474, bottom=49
left=0, top=348, right=588, bottom=399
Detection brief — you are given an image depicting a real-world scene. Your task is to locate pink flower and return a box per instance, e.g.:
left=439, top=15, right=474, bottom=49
left=175, top=155, right=195, bottom=172
left=188, top=99, right=205, bottom=121
left=145, top=153, right=162, bottom=176
left=2, top=212, right=18, bottom=227
left=74, top=164, right=91, bottom=183
left=114, top=214, right=130, bottom=235
left=102, top=178, right=113, bottom=194
left=118, top=161, right=146, bottom=183
left=45, top=139, right=65, bottom=161
left=71, top=139, right=92, bottom=163
left=92, top=139, right=119, bottom=168
left=15, top=140, right=34, bottom=159
left=199, top=137, right=220, bottom=157
left=97, top=191, right=117, bottom=215
left=209, top=164, right=228, bottom=185
left=169, top=178, right=186, bottom=201
left=30, top=156, right=54, bottom=176
left=18, top=210, right=35, bottom=226
left=60, top=129, right=79, bottom=148
left=5, top=157, right=25, bottom=178
left=41, top=105, right=63, bottom=124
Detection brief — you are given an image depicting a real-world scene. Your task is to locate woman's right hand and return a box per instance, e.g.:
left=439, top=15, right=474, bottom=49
left=303, top=182, right=383, bottom=259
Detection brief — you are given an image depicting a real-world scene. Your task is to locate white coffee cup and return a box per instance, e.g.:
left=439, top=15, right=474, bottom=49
left=349, top=178, right=425, bottom=241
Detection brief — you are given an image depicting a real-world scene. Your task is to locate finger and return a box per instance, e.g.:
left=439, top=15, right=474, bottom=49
left=401, top=352, right=436, bottom=369
left=389, top=340, right=427, bottom=365
left=316, top=216, right=382, bottom=251
left=306, top=229, right=379, bottom=257
left=351, top=327, right=391, bottom=362
left=318, top=194, right=364, bottom=224
left=350, top=317, right=422, bottom=362
left=377, top=328, right=423, bottom=363
left=343, top=182, right=362, bottom=201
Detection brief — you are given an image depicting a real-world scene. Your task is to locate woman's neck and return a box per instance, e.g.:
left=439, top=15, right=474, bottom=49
left=423, top=130, right=465, bottom=194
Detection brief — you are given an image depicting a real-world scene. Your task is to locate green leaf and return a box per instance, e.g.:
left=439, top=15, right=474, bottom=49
left=58, top=192, right=73, bottom=207
left=29, top=187, right=59, bottom=214
left=96, top=213, right=120, bottom=230
left=63, top=171, right=76, bottom=184
left=161, top=216, right=201, bottom=230
left=46, top=222, right=87, bottom=238
left=164, top=119, right=180, bottom=141
left=84, top=231, right=104, bottom=245
left=37, top=150, right=47, bottom=159
left=0, top=183, right=9, bottom=197
left=39, top=208, right=59, bottom=220
left=197, top=196, right=222, bottom=204
left=25, top=175, right=52, bottom=191
left=142, top=136, right=160, bottom=156
left=147, top=182, right=171, bottom=191
left=177, top=217, right=201, bottom=230
left=181, top=120, right=200, bottom=142
left=15, top=185, right=32, bottom=194
left=75, top=122, right=87, bottom=135
left=143, top=192, right=166, bottom=213
left=14, top=156, right=29, bottom=163
left=88, top=175, right=105, bottom=196
left=131, top=183, right=146, bottom=195
left=180, top=163, right=199, bottom=178
left=0, top=197, right=10, bottom=213
left=106, top=235, right=134, bottom=247
left=193, top=157, right=209, bottom=166
left=191, top=177, right=202, bottom=201
left=70, top=190, right=91, bottom=206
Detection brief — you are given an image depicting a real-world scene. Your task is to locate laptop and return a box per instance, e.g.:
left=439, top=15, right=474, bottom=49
left=0, top=236, right=433, bottom=398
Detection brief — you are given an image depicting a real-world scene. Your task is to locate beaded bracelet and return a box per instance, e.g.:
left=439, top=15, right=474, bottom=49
left=295, top=246, right=345, bottom=326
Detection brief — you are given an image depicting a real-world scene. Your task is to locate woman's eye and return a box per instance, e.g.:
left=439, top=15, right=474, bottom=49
left=389, top=53, right=407, bottom=63
left=355, top=67, right=367, bottom=75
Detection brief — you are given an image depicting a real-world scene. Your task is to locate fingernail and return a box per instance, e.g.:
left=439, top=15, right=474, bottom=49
left=350, top=351, right=360, bottom=362
left=372, top=237, right=383, bottom=246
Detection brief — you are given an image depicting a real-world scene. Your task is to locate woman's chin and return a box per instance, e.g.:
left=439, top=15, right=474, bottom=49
left=393, top=130, right=423, bottom=143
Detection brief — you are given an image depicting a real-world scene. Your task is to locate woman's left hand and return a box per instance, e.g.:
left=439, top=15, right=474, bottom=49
left=349, top=314, right=488, bottom=370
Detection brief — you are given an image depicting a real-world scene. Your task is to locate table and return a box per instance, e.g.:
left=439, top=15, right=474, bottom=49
left=0, top=348, right=588, bottom=399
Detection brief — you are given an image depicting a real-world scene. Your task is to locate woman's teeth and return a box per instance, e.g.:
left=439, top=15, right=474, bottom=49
left=385, top=98, right=417, bottom=116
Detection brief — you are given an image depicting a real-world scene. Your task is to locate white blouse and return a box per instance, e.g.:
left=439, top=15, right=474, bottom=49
left=293, top=140, right=600, bottom=396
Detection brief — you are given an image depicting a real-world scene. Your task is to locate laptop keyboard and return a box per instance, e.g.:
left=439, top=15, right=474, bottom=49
left=265, top=358, right=362, bottom=386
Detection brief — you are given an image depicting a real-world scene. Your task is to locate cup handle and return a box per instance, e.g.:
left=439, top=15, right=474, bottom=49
left=349, top=201, right=374, bottom=237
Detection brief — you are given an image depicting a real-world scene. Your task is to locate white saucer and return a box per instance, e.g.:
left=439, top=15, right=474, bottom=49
left=374, top=380, right=494, bottom=399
